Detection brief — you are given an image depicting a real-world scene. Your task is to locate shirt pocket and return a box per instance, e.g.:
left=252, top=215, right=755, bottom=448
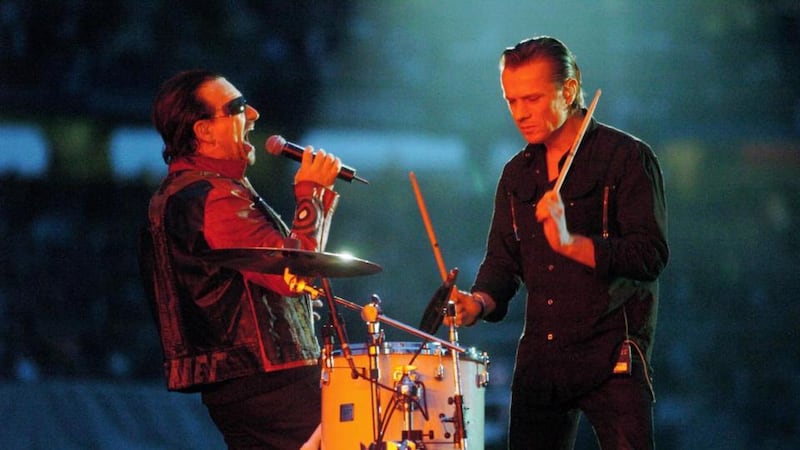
left=560, top=175, right=605, bottom=236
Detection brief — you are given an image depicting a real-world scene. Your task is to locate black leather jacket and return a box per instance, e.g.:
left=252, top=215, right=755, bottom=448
left=139, top=156, right=338, bottom=391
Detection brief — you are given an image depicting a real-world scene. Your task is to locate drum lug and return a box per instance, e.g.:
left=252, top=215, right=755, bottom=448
left=435, top=347, right=445, bottom=380
left=476, top=371, right=489, bottom=388
left=477, top=351, right=490, bottom=387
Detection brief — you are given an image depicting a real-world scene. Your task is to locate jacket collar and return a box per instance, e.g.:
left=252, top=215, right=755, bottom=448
left=168, top=155, right=248, bottom=179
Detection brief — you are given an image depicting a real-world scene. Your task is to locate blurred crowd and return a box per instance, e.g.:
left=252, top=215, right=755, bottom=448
left=0, top=177, right=161, bottom=382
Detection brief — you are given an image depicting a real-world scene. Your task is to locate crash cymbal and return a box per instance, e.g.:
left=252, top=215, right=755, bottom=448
left=202, top=247, right=382, bottom=278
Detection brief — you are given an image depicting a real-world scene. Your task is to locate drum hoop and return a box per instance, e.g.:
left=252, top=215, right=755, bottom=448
left=333, top=341, right=487, bottom=363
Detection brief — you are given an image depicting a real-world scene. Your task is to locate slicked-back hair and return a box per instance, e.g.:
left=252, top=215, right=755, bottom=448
left=500, top=36, right=585, bottom=112
left=152, top=69, right=221, bottom=163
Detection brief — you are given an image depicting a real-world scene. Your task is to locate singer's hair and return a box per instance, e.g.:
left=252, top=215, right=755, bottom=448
left=499, top=36, right=585, bottom=112
left=152, top=69, right=222, bottom=163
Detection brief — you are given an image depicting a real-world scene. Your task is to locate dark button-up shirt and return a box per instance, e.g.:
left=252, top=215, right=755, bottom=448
left=472, top=119, right=668, bottom=404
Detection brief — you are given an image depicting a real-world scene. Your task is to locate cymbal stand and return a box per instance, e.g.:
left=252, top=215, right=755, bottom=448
left=319, top=277, right=358, bottom=377
left=362, top=295, right=385, bottom=445
left=319, top=318, right=334, bottom=386
left=447, top=301, right=468, bottom=449
left=332, top=294, right=466, bottom=354
left=363, top=300, right=425, bottom=449
left=285, top=270, right=358, bottom=376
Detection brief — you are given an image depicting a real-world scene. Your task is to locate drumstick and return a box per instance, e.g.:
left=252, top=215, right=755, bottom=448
left=554, top=88, right=602, bottom=193
left=409, top=172, right=448, bottom=282
left=410, top=172, right=469, bottom=449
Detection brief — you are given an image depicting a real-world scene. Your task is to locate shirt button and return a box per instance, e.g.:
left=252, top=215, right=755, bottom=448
left=547, top=298, right=554, bottom=306
left=547, top=264, right=555, bottom=271
left=546, top=333, right=554, bottom=341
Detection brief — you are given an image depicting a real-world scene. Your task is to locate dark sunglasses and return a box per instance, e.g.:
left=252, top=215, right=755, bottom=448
left=210, top=96, right=247, bottom=118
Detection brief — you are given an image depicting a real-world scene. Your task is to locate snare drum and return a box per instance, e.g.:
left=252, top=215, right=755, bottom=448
left=321, top=341, right=489, bottom=449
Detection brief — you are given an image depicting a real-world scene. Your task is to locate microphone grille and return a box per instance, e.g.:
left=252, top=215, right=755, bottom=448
left=265, top=135, right=286, bottom=155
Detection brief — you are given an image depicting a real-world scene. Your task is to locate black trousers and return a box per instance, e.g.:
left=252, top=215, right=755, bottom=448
left=509, top=359, right=654, bottom=450
left=203, top=367, right=321, bottom=449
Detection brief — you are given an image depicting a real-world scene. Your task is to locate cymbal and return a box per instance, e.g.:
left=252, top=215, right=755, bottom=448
left=202, top=247, right=382, bottom=278
left=419, top=268, right=459, bottom=334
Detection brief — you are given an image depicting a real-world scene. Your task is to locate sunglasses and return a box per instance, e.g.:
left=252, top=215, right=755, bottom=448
left=210, top=96, right=247, bottom=118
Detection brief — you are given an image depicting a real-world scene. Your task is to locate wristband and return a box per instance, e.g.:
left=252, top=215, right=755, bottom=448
left=473, top=292, right=487, bottom=320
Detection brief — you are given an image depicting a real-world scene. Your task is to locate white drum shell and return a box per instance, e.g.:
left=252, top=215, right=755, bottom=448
left=322, top=342, right=488, bottom=449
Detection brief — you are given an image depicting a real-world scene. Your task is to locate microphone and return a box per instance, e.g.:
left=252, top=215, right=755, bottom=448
left=265, top=135, right=368, bottom=184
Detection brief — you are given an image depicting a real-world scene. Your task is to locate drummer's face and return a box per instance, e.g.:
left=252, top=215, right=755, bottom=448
left=501, top=58, right=574, bottom=147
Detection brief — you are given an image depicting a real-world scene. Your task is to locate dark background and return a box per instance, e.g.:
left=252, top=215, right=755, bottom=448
left=1, top=1, right=799, bottom=449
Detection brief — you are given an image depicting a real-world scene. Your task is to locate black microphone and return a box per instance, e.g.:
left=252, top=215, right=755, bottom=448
left=265, top=135, right=368, bottom=184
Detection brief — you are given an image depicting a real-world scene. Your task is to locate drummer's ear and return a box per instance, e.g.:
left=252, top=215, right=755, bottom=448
left=562, top=78, right=578, bottom=107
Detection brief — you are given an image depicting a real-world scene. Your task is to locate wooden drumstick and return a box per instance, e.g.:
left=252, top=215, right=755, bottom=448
left=409, top=171, right=449, bottom=282
left=410, top=172, right=469, bottom=449
left=554, top=88, right=602, bottom=193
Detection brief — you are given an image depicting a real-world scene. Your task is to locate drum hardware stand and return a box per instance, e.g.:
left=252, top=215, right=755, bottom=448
left=285, top=270, right=358, bottom=377
left=320, top=277, right=359, bottom=376
left=395, top=365, right=426, bottom=448
left=364, top=297, right=428, bottom=450
left=332, top=294, right=466, bottom=354
left=370, top=364, right=430, bottom=449
left=320, top=319, right=334, bottom=385
left=445, top=301, right=468, bottom=450
left=287, top=273, right=470, bottom=449
left=286, top=268, right=466, bottom=353
left=362, top=295, right=387, bottom=445
left=346, top=297, right=464, bottom=448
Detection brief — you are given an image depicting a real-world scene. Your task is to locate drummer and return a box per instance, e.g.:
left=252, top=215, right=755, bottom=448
left=450, top=37, right=668, bottom=449
left=138, top=70, right=342, bottom=448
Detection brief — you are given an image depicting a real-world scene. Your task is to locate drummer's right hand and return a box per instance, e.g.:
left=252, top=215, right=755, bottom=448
left=449, top=289, right=486, bottom=327
left=294, top=146, right=341, bottom=189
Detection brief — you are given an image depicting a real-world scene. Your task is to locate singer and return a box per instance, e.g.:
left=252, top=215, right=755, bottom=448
left=138, top=69, right=342, bottom=449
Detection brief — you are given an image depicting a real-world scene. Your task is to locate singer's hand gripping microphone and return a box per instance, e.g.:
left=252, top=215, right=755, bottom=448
left=265, top=135, right=368, bottom=184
